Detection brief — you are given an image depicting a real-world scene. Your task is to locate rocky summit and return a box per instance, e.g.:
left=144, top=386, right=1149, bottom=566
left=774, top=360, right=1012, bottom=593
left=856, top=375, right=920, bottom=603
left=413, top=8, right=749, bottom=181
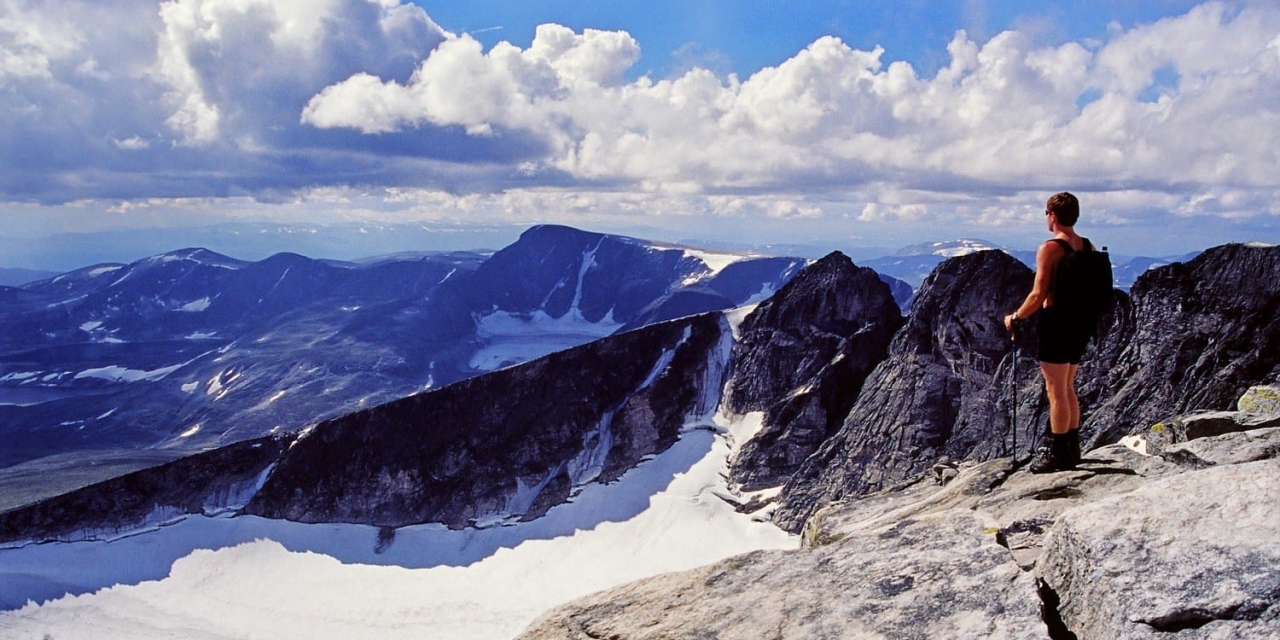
left=518, top=390, right=1280, bottom=640
left=772, top=248, right=1037, bottom=531
left=726, top=251, right=903, bottom=491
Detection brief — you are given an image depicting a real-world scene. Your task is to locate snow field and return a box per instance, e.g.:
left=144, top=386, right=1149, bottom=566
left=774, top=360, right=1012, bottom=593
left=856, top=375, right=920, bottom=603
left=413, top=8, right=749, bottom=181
left=0, top=412, right=795, bottom=640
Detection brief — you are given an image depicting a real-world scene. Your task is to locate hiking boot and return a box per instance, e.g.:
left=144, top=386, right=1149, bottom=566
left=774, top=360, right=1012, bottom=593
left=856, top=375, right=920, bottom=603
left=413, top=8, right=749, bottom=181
left=1029, top=431, right=1075, bottom=474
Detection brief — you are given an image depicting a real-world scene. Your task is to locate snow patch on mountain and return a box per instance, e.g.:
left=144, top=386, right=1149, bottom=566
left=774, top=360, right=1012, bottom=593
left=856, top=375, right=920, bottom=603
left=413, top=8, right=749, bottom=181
left=206, top=370, right=243, bottom=400
left=677, top=248, right=756, bottom=287
left=73, top=363, right=184, bottom=383
left=87, top=266, right=123, bottom=278
left=469, top=309, right=622, bottom=372
left=894, top=238, right=1000, bottom=257
left=178, top=297, right=211, bottom=312
left=0, top=412, right=796, bottom=639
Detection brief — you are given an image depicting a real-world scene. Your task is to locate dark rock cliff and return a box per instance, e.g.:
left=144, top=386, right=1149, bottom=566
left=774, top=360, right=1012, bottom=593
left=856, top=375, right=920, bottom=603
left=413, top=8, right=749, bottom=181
left=0, top=436, right=288, bottom=543
left=772, top=250, right=1036, bottom=531
left=1084, top=243, right=1280, bottom=447
left=770, top=243, right=1278, bottom=533
left=0, top=312, right=730, bottom=539
left=725, top=252, right=903, bottom=491
left=243, top=312, right=728, bottom=528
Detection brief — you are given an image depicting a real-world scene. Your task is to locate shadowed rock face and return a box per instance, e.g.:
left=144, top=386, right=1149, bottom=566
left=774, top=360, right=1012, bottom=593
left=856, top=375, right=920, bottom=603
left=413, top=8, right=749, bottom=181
left=726, top=252, right=903, bottom=491
left=1083, top=243, right=1280, bottom=448
left=243, top=313, right=728, bottom=529
left=771, top=250, right=1035, bottom=532
left=0, top=437, right=288, bottom=543
left=769, top=243, right=1279, bottom=534
left=0, top=312, right=730, bottom=539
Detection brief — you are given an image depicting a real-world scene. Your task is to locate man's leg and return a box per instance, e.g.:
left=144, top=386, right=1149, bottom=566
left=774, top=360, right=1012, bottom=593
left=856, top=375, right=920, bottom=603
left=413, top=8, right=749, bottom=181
left=1066, top=363, right=1080, bottom=430
left=1065, top=363, right=1081, bottom=464
left=1041, top=362, right=1074, bottom=435
left=1031, top=361, right=1078, bottom=473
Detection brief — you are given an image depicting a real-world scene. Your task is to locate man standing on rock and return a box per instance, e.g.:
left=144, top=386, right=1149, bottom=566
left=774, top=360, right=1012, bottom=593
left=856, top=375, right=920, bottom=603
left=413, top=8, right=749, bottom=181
left=1004, top=192, right=1096, bottom=473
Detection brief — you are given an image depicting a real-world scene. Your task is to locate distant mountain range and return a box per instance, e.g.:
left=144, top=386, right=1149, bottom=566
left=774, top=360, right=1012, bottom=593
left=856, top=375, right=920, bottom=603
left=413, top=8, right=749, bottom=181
left=0, top=226, right=806, bottom=493
left=0, top=226, right=1204, bottom=506
left=0, top=267, right=57, bottom=287
left=862, top=238, right=1199, bottom=290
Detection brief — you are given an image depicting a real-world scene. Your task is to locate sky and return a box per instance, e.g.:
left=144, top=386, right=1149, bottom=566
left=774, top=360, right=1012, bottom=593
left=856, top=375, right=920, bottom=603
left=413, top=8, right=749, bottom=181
left=0, top=0, right=1277, bottom=268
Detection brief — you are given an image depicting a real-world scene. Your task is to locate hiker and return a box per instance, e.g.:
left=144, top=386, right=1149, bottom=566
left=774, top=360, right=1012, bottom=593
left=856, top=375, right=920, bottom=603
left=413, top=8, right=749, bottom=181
left=1003, top=192, right=1106, bottom=473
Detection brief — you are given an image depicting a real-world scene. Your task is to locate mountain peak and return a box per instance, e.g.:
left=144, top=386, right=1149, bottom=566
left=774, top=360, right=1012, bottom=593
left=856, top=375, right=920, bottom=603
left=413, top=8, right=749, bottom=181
left=893, top=238, right=1001, bottom=258
left=144, top=247, right=245, bottom=269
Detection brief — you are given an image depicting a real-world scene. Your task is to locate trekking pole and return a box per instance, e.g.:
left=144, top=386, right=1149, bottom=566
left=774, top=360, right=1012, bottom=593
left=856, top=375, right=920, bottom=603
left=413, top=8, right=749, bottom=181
left=1009, top=318, right=1021, bottom=463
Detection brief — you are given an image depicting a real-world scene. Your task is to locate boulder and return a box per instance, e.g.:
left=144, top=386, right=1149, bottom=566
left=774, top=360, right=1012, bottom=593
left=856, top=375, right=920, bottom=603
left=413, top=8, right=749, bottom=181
left=1238, top=385, right=1280, bottom=415
left=1037, top=458, right=1280, bottom=639
left=1126, top=412, right=1280, bottom=461
left=1161, top=427, right=1280, bottom=468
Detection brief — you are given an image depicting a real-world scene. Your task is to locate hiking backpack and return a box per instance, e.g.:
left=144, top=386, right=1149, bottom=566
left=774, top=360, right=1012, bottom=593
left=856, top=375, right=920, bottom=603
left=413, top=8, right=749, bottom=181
left=1050, top=238, right=1114, bottom=337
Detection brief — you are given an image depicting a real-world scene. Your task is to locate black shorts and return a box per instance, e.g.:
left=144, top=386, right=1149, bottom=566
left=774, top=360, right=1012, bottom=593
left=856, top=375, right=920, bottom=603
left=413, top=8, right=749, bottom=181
left=1037, top=307, right=1089, bottom=365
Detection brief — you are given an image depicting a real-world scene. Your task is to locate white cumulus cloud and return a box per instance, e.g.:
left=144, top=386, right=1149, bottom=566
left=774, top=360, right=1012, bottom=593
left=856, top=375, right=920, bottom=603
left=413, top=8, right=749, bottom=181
left=0, top=0, right=1276, bottom=257
left=300, top=1, right=1280, bottom=224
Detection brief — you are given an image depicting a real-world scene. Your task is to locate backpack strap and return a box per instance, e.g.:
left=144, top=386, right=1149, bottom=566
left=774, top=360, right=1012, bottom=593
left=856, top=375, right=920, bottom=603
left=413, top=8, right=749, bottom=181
left=1049, top=238, right=1075, bottom=254
left=1050, top=238, right=1092, bottom=253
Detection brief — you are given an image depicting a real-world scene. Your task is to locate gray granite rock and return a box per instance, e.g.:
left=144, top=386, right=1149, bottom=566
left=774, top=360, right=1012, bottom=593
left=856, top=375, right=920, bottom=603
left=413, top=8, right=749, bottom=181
left=518, top=510, right=1047, bottom=640
left=1162, top=426, right=1280, bottom=467
left=1238, top=385, right=1280, bottom=415
left=1129, top=411, right=1280, bottom=459
left=1037, top=458, right=1280, bottom=639
left=518, top=427, right=1279, bottom=640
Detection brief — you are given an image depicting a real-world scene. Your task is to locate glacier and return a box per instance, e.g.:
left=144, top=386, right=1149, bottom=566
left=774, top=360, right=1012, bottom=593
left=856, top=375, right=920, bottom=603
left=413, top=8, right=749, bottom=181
left=0, top=411, right=795, bottom=640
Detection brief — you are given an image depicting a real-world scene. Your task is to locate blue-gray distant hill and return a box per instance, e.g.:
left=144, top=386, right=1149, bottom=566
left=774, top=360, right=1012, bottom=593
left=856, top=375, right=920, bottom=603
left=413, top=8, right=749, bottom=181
left=864, top=238, right=1198, bottom=291
left=0, top=226, right=805, bottom=494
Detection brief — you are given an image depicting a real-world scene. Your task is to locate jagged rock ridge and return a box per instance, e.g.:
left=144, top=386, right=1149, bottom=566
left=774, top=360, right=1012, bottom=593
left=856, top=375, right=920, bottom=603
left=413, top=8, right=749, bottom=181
left=245, top=313, right=729, bottom=528
left=1083, top=243, right=1280, bottom=447
left=771, top=249, right=1037, bottom=530
left=0, top=225, right=804, bottom=478
left=726, top=251, right=903, bottom=491
left=0, top=311, right=731, bottom=539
